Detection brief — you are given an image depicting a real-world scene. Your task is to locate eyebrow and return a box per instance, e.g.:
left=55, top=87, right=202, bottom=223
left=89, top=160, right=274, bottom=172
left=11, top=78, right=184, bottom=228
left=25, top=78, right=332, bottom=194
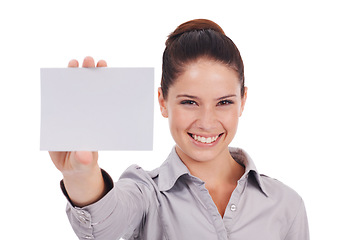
left=176, top=94, right=237, bottom=100
left=216, top=94, right=237, bottom=100
left=176, top=94, right=198, bottom=99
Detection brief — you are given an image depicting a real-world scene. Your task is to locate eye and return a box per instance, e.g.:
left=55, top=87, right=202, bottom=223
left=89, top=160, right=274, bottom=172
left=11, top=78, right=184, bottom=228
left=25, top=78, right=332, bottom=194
left=180, top=100, right=198, bottom=105
left=217, top=100, right=234, bottom=106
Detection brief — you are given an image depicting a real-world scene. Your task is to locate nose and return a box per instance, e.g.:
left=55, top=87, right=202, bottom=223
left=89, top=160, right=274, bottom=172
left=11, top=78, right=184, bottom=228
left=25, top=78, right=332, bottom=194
left=196, top=106, right=217, bottom=130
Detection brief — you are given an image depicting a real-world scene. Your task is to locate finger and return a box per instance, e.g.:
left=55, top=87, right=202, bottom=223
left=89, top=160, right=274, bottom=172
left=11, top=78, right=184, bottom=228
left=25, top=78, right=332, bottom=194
left=92, top=151, right=99, bottom=162
left=49, top=151, right=67, bottom=162
left=82, top=56, right=95, bottom=68
left=49, top=151, right=68, bottom=170
left=96, top=60, right=107, bottom=67
left=68, top=59, right=79, bottom=68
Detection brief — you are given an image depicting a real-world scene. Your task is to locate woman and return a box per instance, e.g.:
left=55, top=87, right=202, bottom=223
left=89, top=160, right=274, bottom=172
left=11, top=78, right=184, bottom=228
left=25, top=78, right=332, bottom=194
left=50, top=19, right=309, bottom=239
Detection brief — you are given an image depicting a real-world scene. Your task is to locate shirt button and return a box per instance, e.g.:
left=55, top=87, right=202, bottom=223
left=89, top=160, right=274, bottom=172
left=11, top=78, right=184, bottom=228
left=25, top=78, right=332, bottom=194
left=79, top=215, right=87, bottom=223
left=230, top=204, right=237, bottom=212
left=77, top=210, right=85, bottom=215
left=83, top=235, right=93, bottom=239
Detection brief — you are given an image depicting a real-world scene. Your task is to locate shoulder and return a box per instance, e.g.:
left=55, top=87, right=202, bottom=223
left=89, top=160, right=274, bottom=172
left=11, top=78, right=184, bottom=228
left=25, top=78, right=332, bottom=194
left=259, top=173, right=304, bottom=209
left=117, top=164, right=160, bottom=190
left=258, top=174, right=309, bottom=238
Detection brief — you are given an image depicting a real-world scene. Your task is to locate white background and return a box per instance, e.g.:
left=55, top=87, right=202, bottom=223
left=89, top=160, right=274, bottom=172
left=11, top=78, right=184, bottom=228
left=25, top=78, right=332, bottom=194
left=1, top=0, right=346, bottom=239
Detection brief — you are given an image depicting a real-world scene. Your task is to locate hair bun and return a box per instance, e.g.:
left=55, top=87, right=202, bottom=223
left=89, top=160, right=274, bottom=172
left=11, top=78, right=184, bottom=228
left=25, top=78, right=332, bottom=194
left=166, top=19, right=225, bottom=46
left=161, top=18, right=245, bottom=100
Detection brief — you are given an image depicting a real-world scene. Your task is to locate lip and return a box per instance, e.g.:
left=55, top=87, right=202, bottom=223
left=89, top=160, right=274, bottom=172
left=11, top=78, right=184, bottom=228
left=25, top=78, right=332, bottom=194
left=187, top=132, right=224, bottom=147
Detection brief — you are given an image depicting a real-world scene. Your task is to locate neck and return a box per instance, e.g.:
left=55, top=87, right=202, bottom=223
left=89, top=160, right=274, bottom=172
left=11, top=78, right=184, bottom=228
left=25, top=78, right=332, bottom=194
left=176, top=146, right=245, bottom=187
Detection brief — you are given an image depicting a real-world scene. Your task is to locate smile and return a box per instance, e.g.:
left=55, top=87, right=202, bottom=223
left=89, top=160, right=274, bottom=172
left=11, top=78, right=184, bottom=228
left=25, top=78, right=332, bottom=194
left=188, top=133, right=224, bottom=144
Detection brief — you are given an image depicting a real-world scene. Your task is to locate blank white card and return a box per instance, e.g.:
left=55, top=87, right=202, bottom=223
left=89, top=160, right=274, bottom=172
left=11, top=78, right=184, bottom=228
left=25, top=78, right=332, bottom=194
left=40, top=67, right=154, bottom=151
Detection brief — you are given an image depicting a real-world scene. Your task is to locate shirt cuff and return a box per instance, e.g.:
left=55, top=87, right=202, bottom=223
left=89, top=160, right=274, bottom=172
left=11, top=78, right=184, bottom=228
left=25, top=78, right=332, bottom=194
left=60, top=168, right=114, bottom=207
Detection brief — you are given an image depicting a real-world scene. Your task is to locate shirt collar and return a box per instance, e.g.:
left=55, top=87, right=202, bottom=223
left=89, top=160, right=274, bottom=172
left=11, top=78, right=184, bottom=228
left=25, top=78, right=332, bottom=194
left=229, top=147, right=269, bottom=197
left=157, top=146, right=268, bottom=197
left=157, top=147, right=190, bottom=192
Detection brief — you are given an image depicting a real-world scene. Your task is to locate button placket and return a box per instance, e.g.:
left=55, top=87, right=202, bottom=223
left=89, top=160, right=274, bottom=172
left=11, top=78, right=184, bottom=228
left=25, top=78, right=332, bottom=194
left=224, top=178, right=247, bottom=222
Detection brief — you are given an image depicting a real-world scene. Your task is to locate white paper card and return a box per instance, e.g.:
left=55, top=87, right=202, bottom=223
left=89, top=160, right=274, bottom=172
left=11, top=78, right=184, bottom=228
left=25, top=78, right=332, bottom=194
left=40, top=67, right=154, bottom=151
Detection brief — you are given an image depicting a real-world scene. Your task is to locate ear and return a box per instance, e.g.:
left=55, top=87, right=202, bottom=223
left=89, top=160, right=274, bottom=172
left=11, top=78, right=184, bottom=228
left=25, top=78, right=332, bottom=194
left=158, top=87, right=168, bottom=118
left=239, top=87, right=248, bottom=117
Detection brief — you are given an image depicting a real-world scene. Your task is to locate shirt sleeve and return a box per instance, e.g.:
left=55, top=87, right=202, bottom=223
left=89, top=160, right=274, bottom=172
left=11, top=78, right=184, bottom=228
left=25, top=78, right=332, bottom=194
left=60, top=166, right=152, bottom=240
left=284, top=198, right=310, bottom=240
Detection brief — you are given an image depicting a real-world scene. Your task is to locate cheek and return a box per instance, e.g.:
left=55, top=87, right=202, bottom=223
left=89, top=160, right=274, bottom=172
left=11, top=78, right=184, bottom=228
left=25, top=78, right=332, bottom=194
left=218, top=109, right=241, bottom=129
left=167, top=109, right=192, bottom=145
left=168, top=107, right=192, bottom=130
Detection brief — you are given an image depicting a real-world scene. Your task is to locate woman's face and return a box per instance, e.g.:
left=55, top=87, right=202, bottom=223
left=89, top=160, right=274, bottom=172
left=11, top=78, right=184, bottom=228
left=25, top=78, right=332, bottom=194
left=158, top=58, right=247, bottom=163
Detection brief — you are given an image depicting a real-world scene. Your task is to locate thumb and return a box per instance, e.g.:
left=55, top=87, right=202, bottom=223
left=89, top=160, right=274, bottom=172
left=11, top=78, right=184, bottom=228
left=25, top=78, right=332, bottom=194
left=74, top=151, right=93, bottom=165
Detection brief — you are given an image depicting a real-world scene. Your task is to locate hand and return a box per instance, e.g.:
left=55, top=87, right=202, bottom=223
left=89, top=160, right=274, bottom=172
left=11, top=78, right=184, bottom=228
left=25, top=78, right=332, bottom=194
left=48, top=56, right=108, bottom=206
left=49, top=56, right=107, bottom=175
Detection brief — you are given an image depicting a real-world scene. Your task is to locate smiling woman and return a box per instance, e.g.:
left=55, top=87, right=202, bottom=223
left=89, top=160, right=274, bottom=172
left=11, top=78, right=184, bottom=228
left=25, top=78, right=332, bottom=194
left=51, top=19, right=309, bottom=239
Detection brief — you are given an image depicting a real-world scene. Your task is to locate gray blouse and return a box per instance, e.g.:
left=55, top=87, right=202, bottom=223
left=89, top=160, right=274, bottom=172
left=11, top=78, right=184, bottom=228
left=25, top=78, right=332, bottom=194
left=61, top=147, right=309, bottom=240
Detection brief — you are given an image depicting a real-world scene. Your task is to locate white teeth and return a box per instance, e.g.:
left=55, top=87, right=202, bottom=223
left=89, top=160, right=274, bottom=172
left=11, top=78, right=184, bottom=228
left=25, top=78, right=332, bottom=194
left=192, top=134, right=220, bottom=144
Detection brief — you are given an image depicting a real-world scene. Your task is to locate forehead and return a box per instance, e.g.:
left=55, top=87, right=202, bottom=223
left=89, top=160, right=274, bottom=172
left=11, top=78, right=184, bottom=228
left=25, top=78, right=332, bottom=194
left=169, top=59, right=241, bottom=96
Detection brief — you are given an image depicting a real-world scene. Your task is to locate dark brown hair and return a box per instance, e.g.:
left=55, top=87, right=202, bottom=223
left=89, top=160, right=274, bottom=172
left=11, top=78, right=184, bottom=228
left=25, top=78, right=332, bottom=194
left=161, top=19, right=245, bottom=99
